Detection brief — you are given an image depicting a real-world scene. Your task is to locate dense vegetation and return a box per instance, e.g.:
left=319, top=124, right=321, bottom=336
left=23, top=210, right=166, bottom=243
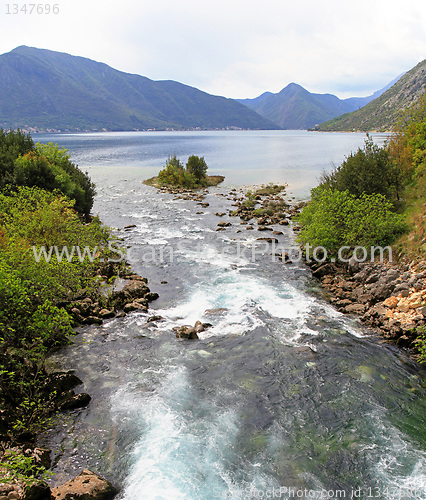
left=297, top=94, right=426, bottom=360
left=0, top=129, right=120, bottom=446
left=0, top=129, right=95, bottom=219
left=297, top=189, right=406, bottom=255
left=157, top=155, right=207, bottom=188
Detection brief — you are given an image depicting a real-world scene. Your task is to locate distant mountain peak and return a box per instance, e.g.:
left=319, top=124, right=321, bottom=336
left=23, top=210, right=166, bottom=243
left=237, top=75, right=405, bottom=130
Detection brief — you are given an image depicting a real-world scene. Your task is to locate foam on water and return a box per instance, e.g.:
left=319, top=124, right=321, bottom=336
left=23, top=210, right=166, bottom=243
left=366, top=410, right=426, bottom=499
left=114, top=366, right=247, bottom=500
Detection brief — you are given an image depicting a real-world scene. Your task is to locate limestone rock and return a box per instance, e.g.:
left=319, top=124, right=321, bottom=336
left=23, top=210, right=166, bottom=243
left=45, top=372, right=82, bottom=395
left=98, top=309, right=115, bottom=319
left=344, top=303, right=366, bottom=314
left=174, top=326, right=199, bottom=340
left=23, top=481, right=52, bottom=500
left=383, top=296, right=399, bottom=308
left=121, top=280, right=150, bottom=299
left=51, top=469, right=117, bottom=500
left=82, top=316, right=103, bottom=326
left=144, top=292, right=159, bottom=302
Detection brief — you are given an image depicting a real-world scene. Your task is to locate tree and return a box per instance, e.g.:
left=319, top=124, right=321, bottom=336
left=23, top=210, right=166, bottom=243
left=388, top=94, right=426, bottom=182
left=36, top=142, right=96, bottom=219
left=186, top=155, right=208, bottom=181
left=0, top=129, right=35, bottom=187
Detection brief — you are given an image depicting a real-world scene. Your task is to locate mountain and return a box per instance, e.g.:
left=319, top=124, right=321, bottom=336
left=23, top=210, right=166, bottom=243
left=318, top=60, right=426, bottom=132
left=0, top=46, right=279, bottom=132
left=237, top=78, right=401, bottom=130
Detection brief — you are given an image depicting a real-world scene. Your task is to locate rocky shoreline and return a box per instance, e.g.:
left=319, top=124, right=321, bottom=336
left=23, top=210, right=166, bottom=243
left=307, top=258, right=426, bottom=358
left=0, top=270, right=160, bottom=500
left=192, top=183, right=426, bottom=362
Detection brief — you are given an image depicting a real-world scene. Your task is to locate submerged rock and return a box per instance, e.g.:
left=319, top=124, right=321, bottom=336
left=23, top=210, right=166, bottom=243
left=57, top=391, right=91, bottom=411
left=204, top=308, right=228, bottom=316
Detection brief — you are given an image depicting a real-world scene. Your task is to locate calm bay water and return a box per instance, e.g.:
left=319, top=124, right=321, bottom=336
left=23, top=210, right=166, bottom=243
left=35, top=130, right=387, bottom=197
left=37, top=131, right=426, bottom=500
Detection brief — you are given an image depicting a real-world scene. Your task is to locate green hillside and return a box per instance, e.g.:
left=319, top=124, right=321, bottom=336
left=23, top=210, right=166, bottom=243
left=318, top=59, right=426, bottom=132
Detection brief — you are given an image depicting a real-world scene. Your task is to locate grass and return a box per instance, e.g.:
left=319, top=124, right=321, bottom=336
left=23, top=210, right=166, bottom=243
left=253, top=183, right=287, bottom=196
left=394, top=170, right=426, bottom=259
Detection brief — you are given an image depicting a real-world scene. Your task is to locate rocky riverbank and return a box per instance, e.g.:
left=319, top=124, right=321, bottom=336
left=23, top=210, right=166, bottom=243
left=307, top=258, right=426, bottom=357
left=0, top=268, right=161, bottom=499
left=212, top=183, right=426, bottom=362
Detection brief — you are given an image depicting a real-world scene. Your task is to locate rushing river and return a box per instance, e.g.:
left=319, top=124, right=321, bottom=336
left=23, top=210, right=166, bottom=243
left=38, top=131, right=426, bottom=499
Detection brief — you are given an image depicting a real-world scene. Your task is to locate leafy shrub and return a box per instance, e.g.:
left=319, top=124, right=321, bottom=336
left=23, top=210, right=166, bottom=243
left=0, top=185, right=121, bottom=433
left=36, top=142, right=96, bottom=218
left=253, top=207, right=274, bottom=217
left=0, top=129, right=34, bottom=188
left=388, top=94, right=426, bottom=181
left=0, top=130, right=95, bottom=218
left=320, top=135, right=403, bottom=202
left=157, top=154, right=208, bottom=188
left=413, top=329, right=426, bottom=363
left=0, top=186, right=112, bottom=303
left=254, top=183, right=286, bottom=196
left=242, top=190, right=257, bottom=209
left=0, top=260, right=74, bottom=422
left=186, top=155, right=208, bottom=181
left=0, top=447, right=51, bottom=485
left=296, top=187, right=407, bottom=255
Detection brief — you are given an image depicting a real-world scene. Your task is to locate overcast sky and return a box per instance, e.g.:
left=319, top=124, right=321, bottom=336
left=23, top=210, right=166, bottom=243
left=1, top=0, right=425, bottom=99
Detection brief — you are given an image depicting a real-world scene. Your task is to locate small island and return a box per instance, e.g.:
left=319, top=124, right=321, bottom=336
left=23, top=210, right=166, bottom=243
left=144, top=154, right=224, bottom=190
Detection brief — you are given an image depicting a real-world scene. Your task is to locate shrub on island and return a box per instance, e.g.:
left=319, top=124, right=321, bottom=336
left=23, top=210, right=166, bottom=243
left=146, top=154, right=224, bottom=189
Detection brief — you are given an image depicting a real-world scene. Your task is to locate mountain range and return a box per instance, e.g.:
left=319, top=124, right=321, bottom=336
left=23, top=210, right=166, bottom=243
left=237, top=78, right=400, bottom=130
left=0, top=46, right=278, bottom=132
left=0, top=46, right=420, bottom=132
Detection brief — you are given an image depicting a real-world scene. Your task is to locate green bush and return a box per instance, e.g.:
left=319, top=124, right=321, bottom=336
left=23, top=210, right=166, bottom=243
left=0, top=130, right=95, bottom=219
left=320, top=135, right=403, bottom=202
left=0, top=129, right=35, bottom=188
left=0, top=185, right=121, bottom=433
left=157, top=154, right=208, bottom=188
left=296, top=187, right=407, bottom=255
left=36, top=142, right=96, bottom=218
left=413, top=329, right=426, bottom=363
left=0, top=260, right=74, bottom=420
left=0, top=186, right=113, bottom=303
left=186, top=155, right=208, bottom=181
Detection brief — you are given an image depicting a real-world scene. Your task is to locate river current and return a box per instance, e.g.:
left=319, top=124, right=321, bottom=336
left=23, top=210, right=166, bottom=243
left=37, top=131, right=426, bottom=500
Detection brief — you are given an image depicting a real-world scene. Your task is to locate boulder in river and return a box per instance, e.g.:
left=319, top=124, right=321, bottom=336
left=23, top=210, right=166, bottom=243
left=57, top=391, right=91, bottom=411
left=51, top=469, right=118, bottom=500
left=174, top=326, right=199, bottom=340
